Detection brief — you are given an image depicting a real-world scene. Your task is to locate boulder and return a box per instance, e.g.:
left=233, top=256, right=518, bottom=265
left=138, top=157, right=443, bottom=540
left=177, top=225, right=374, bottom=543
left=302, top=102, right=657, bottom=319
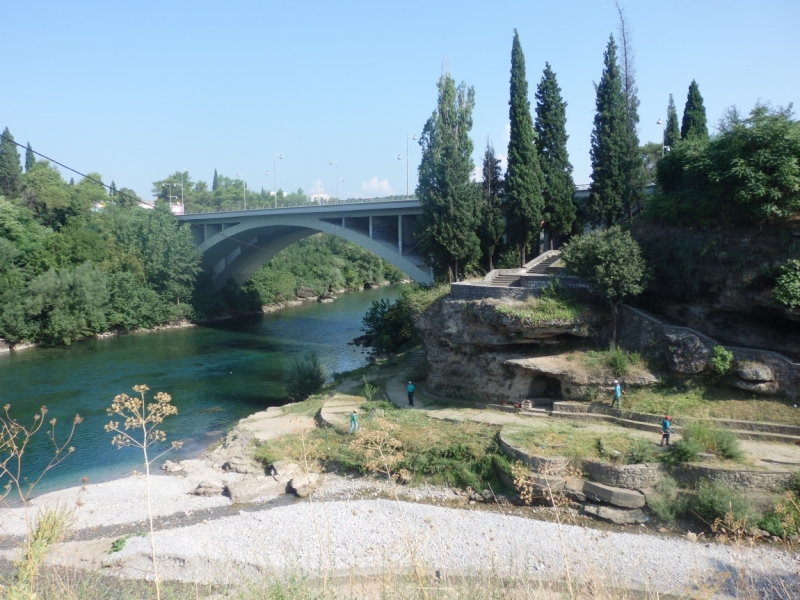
left=317, top=292, right=336, bottom=302
left=270, top=460, right=302, bottom=477
left=582, top=504, right=648, bottom=525
left=582, top=481, right=646, bottom=508
left=0, top=338, right=10, bottom=353
left=367, top=408, right=385, bottom=420
left=192, top=480, right=225, bottom=497
left=734, top=380, right=779, bottom=395
left=222, top=456, right=263, bottom=476
left=161, top=460, right=183, bottom=473
left=737, top=362, right=774, bottom=382
left=288, top=473, right=320, bottom=498
left=530, top=476, right=566, bottom=496
left=664, top=330, right=712, bottom=374
left=564, top=479, right=587, bottom=502
left=226, top=476, right=287, bottom=503
left=296, top=286, right=316, bottom=299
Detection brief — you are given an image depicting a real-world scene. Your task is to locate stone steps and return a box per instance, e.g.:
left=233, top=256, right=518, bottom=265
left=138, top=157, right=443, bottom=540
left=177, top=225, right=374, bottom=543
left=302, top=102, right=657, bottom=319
left=491, top=274, right=522, bottom=287
left=526, top=255, right=561, bottom=275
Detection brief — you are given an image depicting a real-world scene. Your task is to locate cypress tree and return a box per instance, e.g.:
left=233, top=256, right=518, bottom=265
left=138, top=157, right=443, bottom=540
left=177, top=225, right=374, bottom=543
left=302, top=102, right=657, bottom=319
left=25, top=142, right=35, bottom=172
left=616, top=6, right=646, bottom=220
left=478, top=140, right=504, bottom=271
left=681, top=80, right=708, bottom=141
left=588, top=36, right=628, bottom=229
left=664, top=94, right=681, bottom=149
left=212, top=169, right=219, bottom=191
left=0, top=127, right=22, bottom=198
left=416, top=71, right=481, bottom=281
left=534, top=62, right=575, bottom=249
left=505, top=30, right=545, bottom=266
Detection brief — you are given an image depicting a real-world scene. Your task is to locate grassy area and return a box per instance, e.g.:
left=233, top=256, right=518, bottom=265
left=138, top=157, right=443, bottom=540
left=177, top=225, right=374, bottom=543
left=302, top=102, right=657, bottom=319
left=502, top=422, right=658, bottom=465
left=623, top=379, right=800, bottom=426
left=404, top=283, right=451, bottom=315
left=576, top=346, right=643, bottom=378
left=494, top=296, right=587, bottom=325
left=253, top=399, right=510, bottom=490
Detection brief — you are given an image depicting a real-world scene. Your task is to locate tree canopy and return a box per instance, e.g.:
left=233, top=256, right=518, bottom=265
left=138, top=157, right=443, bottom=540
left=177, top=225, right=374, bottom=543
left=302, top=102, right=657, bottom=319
left=681, top=80, right=708, bottom=141
left=505, top=30, right=545, bottom=266
left=665, top=94, right=681, bottom=149
left=478, top=140, right=505, bottom=271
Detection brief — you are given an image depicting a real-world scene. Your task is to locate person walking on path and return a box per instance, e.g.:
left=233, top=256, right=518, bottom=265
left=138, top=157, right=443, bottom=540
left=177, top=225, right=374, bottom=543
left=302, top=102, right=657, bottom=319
left=611, top=380, right=624, bottom=408
left=660, top=415, right=673, bottom=446
left=406, top=381, right=415, bottom=407
left=349, top=410, right=358, bottom=434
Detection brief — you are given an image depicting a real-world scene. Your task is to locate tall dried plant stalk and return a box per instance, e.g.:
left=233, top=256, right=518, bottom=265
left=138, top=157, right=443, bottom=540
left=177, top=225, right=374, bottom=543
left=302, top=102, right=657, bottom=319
left=105, top=384, right=182, bottom=600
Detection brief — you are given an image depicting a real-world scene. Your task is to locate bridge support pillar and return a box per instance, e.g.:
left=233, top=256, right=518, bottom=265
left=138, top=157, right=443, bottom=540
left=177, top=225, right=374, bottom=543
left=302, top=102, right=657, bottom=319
left=369, top=216, right=373, bottom=239
left=397, top=214, right=402, bottom=254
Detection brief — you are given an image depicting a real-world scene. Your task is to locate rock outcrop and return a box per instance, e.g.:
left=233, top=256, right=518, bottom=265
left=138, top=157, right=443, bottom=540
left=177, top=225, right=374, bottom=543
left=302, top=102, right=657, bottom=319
left=415, top=298, right=606, bottom=403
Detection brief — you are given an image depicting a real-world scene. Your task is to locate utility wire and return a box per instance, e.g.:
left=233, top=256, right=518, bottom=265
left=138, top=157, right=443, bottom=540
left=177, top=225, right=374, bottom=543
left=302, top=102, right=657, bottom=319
left=0, top=132, right=153, bottom=207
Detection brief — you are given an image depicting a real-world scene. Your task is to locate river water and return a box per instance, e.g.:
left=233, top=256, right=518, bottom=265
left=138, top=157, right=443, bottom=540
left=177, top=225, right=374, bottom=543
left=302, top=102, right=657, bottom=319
left=0, top=286, right=397, bottom=496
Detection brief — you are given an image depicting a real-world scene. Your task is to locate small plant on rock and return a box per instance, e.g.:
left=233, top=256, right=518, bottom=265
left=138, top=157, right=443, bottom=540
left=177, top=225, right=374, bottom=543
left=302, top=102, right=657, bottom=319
left=361, top=376, right=378, bottom=402
left=105, top=385, right=183, bottom=600
left=710, top=345, right=733, bottom=378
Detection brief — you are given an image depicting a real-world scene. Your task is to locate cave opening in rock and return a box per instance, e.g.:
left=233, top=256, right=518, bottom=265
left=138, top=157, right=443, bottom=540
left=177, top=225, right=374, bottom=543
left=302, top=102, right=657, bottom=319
left=529, top=375, right=562, bottom=401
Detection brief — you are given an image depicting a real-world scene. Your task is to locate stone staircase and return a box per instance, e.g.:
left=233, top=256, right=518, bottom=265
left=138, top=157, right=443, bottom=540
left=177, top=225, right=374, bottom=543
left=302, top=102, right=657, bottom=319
left=526, top=254, right=561, bottom=275
left=490, top=272, right=522, bottom=287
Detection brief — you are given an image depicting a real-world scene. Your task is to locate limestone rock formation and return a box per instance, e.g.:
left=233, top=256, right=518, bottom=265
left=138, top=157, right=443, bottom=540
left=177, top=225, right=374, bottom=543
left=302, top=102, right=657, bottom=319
left=192, top=480, right=225, bottom=496
left=582, top=504, right=648, bottom=525
left=738, top=362, right=774, bottom=381
left=664, top=329, right=712, bottom=374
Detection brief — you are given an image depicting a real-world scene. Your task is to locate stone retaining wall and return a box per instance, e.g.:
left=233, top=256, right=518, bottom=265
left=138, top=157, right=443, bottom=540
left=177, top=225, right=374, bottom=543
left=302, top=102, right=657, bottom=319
left=449, top=284, right=539, bottom=302
left=583, top=461, right=666, bottom=490
left=672, top=465, right=795, bottom=493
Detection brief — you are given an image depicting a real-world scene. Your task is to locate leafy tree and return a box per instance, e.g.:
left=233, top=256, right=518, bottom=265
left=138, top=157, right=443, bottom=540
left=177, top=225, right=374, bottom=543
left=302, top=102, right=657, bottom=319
left=107, top=271, right=179, bottom=331
left=665, top=94, right=681, bottom=149
left=653, top=103, right=800, bottom=225
left=361, top=290, right=416, bottom=353
left=71, top=173, right=107, bottom=219
left=561, top=226, right=648, bottom=342
left=534, top=62, right=575, bottom=248
left=774, top=259, right=800, bottom=309
left=18, top=161, right=71, bottom=228
left=283, top=350, right=326, bottom=401
left=22, top=262, right=110, bottom=345
left=116, top=186, right=142, bottom=208
left=477, top=140, right=504, bottom=270
left=640, top=141, right=663, bottom=179
left=0, top=127, right=22, bottom=198
left=681, top=80, right=708, bottom=141
left=416, top=70, right=481, bottom=281
left=505, top=30, right=545, bottom=266
left=588, top=36, right=628, bottom=228
left=25, top=143, right=35, bottom=173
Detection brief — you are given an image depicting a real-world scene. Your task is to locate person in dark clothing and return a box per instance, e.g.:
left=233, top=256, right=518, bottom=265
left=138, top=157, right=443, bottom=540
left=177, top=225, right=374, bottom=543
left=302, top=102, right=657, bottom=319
left=406, top=381, right=415, bottom=406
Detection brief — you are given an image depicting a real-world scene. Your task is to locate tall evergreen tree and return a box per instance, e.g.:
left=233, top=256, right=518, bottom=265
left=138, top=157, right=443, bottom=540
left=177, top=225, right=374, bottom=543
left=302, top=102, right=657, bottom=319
left=110, top=179, right=118, bottom=198
left=0, top=127, right=22, bottom=198
left=505, top=30, right=545, bottom=266
left=588, top=36, right=628, bottom=229
left=25, top=143, right=35, bottom=172
left=681, top=80, right=708, bottom=141
left=616, top=4, right=646, bottom=220
left=534, top=62, right=575, bottom=249
left=212, top=169, right=219, bottom=191
left=416, top=71, right=481, bottom=281
left=664, top=94, right=681, bottom=149
left=478, top=140, right=504, bottom=271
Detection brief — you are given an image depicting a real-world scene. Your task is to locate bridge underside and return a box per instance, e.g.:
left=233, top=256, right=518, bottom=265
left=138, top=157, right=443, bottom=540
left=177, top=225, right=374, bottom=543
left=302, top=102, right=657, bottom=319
left=190, top=214, right=431, bottom=288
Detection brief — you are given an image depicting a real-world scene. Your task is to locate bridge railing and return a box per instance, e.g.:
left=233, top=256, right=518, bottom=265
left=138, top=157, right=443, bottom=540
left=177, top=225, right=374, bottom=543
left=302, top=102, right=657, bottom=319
left=181, top=195, right=419, bottom=216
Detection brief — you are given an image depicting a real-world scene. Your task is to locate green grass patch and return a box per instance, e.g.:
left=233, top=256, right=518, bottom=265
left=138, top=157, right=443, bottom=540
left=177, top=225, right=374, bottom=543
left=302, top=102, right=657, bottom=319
left=580, top=346, right=642, bottom=378
left=494, top=296, right=586, bottom=325
left=405, top=284, right=451, bottom=315
left=502, top=423, right=655, bottom=465
left=623, top=379, right=800, bottom=426
left=253, top=400, right=509, bottom=490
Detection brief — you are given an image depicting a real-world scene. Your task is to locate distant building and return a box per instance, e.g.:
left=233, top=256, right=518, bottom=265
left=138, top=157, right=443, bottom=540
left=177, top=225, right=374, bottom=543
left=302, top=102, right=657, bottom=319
left=309, top=193, right=330, bottom=204
left=169, top=203, right=184, bottom=215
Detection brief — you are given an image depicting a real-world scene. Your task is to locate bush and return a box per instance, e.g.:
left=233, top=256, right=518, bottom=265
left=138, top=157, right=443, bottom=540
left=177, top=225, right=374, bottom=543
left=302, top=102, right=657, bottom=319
left=625, top=437, right=657, bottom=464
left=710, top=346, right=733, bottom=377
left=607, top=345, right=632, bottom=378
left=689, top=479, right=757, bottom=526
left=660, top=438, right=703, bottom=465
left=282, top=351, right=326, bottom=401
left=774, top=259, right=800, bottom=309
left=647, top=476, right=688, bottom=523
left=682, top=421, right=743, bottom=460
left=759, top=472, right=800, bottom=536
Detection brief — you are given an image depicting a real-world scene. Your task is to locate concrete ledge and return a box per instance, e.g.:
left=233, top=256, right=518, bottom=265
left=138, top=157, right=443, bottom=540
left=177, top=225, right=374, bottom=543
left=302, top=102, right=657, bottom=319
left=582, top=481, right=646, bottom=508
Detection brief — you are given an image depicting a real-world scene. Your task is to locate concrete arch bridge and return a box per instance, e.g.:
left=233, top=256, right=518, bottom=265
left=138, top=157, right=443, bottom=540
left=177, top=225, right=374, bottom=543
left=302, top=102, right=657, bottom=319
left=178, top=200, right=432, bottom=287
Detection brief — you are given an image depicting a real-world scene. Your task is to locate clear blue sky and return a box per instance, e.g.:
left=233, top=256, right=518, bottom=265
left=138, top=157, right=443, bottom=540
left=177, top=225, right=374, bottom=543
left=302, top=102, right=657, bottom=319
left=3, top=0, right=798, bottom=200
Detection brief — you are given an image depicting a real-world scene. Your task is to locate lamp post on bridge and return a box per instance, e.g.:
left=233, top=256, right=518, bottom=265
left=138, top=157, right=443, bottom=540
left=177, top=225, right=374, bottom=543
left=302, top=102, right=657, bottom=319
left=329, top=160, right=339, bottom=202
left=398, top=134, right=417, bottom=198
left=267, top=154, right=284, bottom=208
left=236, top=173, right=248, bottom=210
left=179, top=169, right=190, bottom=206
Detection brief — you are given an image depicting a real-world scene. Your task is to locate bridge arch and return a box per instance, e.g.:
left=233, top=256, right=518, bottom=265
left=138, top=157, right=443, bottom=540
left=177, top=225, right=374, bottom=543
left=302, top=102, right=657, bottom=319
left=191, top=215, right=432, bottom=288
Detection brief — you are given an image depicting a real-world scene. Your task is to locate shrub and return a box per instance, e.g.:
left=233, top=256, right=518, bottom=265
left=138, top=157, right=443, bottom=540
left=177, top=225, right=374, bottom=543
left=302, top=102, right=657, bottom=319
left=759, top=472, right=800, bottom=536
left=606, top=345, right=634, bottom=378
left=660, top=438, right=703, bottom=465
left=689, top=479, right=757, bottom=526
left=774, top=259, right=800, bottom=309
left=710, top=346, right=733, bottom=377
left=647, top=476, right=688, bottom=523
left=682, top=421, right=743, bottom=460
left=283, top=351, right=326, bottom=401
left=625, top=437, right=657, bottom=464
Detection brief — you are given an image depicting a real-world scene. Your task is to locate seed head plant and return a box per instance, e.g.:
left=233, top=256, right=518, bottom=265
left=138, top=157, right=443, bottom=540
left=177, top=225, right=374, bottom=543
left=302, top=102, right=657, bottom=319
left=0, top=404, right=81, bottom=598
left=105, top=384, right=182, bottom=600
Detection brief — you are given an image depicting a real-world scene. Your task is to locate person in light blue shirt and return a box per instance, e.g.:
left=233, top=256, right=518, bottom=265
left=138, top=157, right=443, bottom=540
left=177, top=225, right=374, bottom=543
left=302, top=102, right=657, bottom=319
left=611, top=379, right=623, bottom=408
left=407, top=381, right=415, bottom=406
left=660, top=415, right=673, bottom=446
left=349, top=410, right=358, bottom=434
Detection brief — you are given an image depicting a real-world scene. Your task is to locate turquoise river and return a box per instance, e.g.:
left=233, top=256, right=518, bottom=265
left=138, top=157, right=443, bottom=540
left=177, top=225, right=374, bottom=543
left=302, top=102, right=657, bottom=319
left=0, top=286, right=398, bottom=496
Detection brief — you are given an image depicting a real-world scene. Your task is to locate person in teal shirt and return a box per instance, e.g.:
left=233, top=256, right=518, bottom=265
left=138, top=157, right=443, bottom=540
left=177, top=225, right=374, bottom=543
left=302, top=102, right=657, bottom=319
left=611, top=380, right=623, bottom=408
left=349, top=409, right=358, bottom=434
left=660, top=415, right=673, bottom=446
left=407, top=381, right=415, bottom=406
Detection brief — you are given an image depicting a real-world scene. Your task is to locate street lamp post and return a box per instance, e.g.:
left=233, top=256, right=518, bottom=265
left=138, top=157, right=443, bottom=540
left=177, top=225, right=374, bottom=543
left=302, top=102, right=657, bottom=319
left=237, top=174, right=247, bottom=210
left=329, top=160, right=338, bottom=202
left=656, top=118, right=666, bottom=158
left=398, top=134, right=417, bottom=198
left=179, top=169, right=190, bottom=205
left=269, top=154, right=284, bottom=208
